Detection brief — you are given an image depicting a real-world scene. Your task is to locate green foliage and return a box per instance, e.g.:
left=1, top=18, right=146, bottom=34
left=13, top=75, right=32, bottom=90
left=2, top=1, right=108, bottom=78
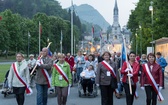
left=128, top=0, right=168, bottom=54
left=0, top=9, right=81, bottom=56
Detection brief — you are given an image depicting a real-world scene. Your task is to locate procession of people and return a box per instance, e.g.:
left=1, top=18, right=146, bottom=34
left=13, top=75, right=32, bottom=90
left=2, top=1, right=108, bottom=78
left=6, top=45, right=167, bottom=105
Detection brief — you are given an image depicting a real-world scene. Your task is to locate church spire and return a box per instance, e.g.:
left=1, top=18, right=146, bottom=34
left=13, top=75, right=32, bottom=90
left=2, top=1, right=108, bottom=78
left=114, top=0, right=118, bottom=15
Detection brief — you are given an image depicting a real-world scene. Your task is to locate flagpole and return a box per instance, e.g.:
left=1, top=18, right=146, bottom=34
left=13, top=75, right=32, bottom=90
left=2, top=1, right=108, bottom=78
left=99, top=30, right=102, bottom=55
left=74, top=35, right=75, bottom=54
left=92, top=26, right=94, bottom=47
left=71, top=0, right=74, bottom=55
left=100, top=38, right=101, bottom=54
left=123, top=34, right=132, bottom=95
left=60, top=30, right=63, bottom=53
left=39, top=21, right=41, bottom=54
left=28, top=31, right=30, bottom=57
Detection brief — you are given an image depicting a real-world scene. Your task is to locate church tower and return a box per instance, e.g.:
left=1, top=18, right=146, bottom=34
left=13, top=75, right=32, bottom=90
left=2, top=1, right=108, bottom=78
left=111, top=0, right=122, bottom=41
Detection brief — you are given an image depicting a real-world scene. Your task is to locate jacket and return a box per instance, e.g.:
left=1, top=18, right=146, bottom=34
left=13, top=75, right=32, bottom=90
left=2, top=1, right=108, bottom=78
left=65, top=56, right=75, bottom=71
left=95, top=60, right=117, bottom=88
left=8, top=60, right=30, bottom=87
left=121, top=61, right=140, bottom=84
left=156, top=56, right=167, bottom=72
left=52, top=61, right=72, bottom=87
left=74, top=55, right=85, bottom=68
left=141, top=62, right=163, bottom=87
left=35, top=56, right=53, bottom=85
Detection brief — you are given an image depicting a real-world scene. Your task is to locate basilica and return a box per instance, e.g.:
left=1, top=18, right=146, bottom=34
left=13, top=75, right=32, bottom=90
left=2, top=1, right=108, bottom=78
left=101, top=0, right=131, bottom=53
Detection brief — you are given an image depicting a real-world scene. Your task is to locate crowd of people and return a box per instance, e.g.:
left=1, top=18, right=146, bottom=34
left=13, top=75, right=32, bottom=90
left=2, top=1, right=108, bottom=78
left=7, top=48, right=167, bottom=105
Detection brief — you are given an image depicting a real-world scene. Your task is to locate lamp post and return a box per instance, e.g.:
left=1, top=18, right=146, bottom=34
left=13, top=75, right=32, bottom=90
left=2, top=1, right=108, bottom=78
left=28, top=32, right=31, bottom=57
left=60, top=30, right=63, bottom=53
left=135, top=33, right=138, bottom=55
left=149, top=1, right=154, bottom=53
left=71, top=0, right=74, bottom=55
left=139, top=25, right=142, bottom=55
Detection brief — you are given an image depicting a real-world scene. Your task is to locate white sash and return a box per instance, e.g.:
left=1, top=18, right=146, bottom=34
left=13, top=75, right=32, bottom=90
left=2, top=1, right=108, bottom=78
left=101, top=60, right=116, bottom=78
left=13, top=63, right=33, bottom=95
left=53, top=64, right=69, bottom=83
left=144, top=64, right=164, bottom=101
left=40, top=59, right=51, bottom=88
left=53, top=64, right=70, bottom=95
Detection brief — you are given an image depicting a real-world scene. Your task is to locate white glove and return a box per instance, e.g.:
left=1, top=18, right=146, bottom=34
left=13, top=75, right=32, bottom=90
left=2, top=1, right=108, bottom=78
left=127, top=73, right=133, bottom=77
left=141, top=87, right=145, bottom=90
left=125, top=68, right=131, bottom=72
left=73, top=64, right=77, bottom=68
left=159, top=87, right=163, bottom=92
left=27, top=84, right=30, bottom=88
left=72, top=71, right=75, bottom=74
left=36, top=60, right=41, bottom=66
left=96, top=84, right=99, bottom=87
left=120, top=78, right=123, bottom=82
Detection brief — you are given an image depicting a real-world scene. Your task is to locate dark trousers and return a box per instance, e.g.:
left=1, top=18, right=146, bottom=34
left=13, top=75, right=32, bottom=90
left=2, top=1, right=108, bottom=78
left=145, top=86, right=157, bottom=105
left=82, top=79, right=93, bottom=93
left=56, top=86, right=68, bottom=105
left=123, top=83, right=136, bottom=105
left=13, top=87, right=26, bottom=105
left=36, top=84, right=48, bottom=105
left=162, top=72, right=164, bottom=88
left=100, top=85, right=114, bottom=105
left=15, top=93, right=25, bottom=105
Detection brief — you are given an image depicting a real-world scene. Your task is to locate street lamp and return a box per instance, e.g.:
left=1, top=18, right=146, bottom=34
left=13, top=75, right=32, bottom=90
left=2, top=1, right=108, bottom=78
left=135, top=33, right=138, bottom=55
left=149, top=1, right=154, bottom=53
left=28, top=32, right=31, bottom=57
left=71, top=0, right=74, bottom=55
left=139, top=25, right=142, bottom=55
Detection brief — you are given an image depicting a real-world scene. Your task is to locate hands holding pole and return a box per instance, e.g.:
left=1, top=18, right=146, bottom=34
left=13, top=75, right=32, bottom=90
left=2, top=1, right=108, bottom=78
left=30, top=42, right=52, bottom=75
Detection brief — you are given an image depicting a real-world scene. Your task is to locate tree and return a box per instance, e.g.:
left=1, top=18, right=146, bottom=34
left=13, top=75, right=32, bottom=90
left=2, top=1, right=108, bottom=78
left=127, top=0, right=168, bottom=54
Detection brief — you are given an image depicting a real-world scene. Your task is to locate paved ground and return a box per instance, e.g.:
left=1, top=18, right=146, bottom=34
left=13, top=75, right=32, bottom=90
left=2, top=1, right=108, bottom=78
left=0, top=61, right=168, bottom=105
left=0, top=80, right=168, bottom=105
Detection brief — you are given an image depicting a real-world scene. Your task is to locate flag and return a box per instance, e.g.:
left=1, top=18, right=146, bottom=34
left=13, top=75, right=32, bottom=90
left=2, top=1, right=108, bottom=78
left=121, top=42, right=126, bottom=67
left=48, top=48, right=52, bottom=57
left=0, top=16, right=2, bottom=20
left=100, top=30, right=102, bottom=39
left=92, top=26, right=94, bottom=34
left=39, top=21, right=42, bottom=35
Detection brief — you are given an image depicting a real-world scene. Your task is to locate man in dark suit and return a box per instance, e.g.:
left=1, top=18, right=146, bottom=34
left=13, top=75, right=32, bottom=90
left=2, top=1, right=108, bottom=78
left=94, top=51, right=103, bottom=63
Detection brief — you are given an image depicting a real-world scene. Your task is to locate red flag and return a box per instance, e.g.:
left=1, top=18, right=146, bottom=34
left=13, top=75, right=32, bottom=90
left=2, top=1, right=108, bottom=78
left=0, top=16, right=2, bottom=21
left=92, top=26, right=94, bottom=34
left=39, top=21, right=42, bottom=35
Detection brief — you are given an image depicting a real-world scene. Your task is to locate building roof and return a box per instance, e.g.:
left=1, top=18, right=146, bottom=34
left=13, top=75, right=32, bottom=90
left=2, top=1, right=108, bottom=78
left=154, top=37, right=168, bottom=45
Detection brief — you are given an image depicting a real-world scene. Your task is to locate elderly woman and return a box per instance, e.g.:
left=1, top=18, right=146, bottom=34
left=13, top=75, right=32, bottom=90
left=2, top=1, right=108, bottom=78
left=80, top=65, right=96, bottom=96
left=52, top=53, right=72, bottom=105
left=141, top=53, right=163, bottom=105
